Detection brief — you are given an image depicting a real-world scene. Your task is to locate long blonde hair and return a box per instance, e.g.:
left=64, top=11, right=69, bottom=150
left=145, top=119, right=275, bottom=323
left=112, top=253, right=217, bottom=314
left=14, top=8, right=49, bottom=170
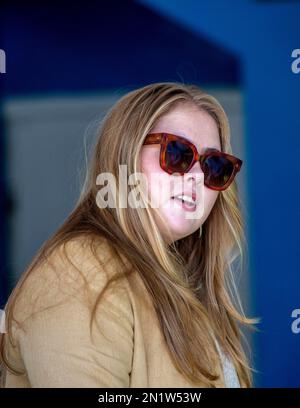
left=0, top=82, right=258, bottom=387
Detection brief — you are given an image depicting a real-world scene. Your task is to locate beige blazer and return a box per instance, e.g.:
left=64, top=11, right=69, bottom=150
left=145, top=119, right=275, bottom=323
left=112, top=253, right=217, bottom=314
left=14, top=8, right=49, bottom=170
left=2, top=236, right=229, bottom=388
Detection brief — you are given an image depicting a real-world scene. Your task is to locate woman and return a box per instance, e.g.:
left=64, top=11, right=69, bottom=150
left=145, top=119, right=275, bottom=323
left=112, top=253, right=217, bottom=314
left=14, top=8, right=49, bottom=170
left=0, top=82, right=257, bottom=388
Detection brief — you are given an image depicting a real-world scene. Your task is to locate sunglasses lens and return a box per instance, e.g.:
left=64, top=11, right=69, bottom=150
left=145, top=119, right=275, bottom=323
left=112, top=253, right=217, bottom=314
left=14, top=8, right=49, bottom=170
left=202, top=154, right=234, bottom=188
left=165, top=141, right=194, bottom=172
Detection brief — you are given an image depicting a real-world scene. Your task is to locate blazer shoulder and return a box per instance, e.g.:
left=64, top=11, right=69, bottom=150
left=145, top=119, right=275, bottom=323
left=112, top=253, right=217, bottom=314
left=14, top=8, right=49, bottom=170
left=12, top=235, right=131, bottom=327
left=5, top=235, right=135, bottom=387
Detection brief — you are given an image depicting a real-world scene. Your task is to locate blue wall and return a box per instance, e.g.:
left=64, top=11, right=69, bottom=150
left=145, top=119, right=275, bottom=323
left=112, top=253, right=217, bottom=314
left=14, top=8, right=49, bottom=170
left=0, top=97, right=9, bottom=309
left=1, top=1, right=238, bottom=96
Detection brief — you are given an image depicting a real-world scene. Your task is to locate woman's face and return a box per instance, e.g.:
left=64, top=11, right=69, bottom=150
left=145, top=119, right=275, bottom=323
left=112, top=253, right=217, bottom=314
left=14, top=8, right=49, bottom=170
left=139, top=102, right=221, bottom=244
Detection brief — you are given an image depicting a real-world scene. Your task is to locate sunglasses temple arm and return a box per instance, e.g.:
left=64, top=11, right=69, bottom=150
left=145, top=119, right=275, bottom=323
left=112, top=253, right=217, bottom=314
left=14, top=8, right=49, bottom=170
left=143, top=133, right=163, bottom=145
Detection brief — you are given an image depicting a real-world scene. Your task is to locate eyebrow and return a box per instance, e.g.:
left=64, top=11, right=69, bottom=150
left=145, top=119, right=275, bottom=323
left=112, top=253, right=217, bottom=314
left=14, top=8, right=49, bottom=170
left=204, top=147, right=221, bottom=152
left=178, top=133, right=221, bottom=153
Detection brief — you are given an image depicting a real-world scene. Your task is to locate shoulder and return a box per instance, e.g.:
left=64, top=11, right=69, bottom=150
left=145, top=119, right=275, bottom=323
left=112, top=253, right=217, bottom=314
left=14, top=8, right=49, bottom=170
left=5, top=235, right=135, bottom=387
left=12, top=234, right=133, bottom=327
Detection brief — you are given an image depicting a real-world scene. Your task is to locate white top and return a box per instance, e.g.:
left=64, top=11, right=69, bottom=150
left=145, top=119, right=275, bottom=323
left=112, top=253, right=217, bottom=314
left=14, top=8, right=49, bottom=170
left=215, top=339, right=241, bottom=388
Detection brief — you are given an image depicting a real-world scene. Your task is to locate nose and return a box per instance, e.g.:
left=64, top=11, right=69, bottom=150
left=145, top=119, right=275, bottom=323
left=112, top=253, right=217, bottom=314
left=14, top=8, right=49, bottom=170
left=188, top=159, right=203, bottom=175
left=185, top=160, right=204, bottom=185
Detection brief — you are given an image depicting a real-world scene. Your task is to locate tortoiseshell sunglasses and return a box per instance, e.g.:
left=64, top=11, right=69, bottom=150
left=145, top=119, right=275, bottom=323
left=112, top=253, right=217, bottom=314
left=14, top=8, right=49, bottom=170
left=143, top=133, right=243, bottom=191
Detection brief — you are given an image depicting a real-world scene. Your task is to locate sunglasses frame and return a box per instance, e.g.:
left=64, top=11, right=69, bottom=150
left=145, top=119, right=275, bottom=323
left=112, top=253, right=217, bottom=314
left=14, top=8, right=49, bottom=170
left=143, top=132, right=243, bottom=191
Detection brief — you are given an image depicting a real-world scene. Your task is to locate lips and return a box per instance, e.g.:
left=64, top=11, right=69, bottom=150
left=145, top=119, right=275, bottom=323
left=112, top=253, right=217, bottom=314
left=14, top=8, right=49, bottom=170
left=171, top=195, right=197, bottom=212
left=171, top=191, right=197, bottom=204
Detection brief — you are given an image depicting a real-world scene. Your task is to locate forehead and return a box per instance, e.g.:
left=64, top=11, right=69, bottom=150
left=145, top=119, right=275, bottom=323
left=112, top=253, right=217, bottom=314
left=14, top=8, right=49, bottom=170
left=151, top=103, right=221, bottom=151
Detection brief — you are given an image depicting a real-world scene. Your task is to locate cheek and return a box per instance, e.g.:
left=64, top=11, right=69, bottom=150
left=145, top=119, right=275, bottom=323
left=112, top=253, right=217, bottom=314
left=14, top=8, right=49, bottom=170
left=204, top=190, right=219, bottom=216
left=139, top=148, right=171, bottom=204
left=140, top=147, right=161, bottom=175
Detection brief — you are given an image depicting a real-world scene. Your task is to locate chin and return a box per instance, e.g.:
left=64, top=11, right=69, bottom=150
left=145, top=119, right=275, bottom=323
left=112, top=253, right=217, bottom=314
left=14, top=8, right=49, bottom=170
left=169, top=226, right=196, bottom=241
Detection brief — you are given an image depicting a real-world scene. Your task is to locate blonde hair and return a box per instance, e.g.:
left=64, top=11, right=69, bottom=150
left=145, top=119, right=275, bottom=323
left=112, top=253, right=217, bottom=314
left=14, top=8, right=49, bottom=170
left=0, top=82, right=258, bottom=387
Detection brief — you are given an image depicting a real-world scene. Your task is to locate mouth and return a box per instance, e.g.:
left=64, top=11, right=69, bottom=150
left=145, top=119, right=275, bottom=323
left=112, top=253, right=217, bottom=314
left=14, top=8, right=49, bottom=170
left=171, top=194, right=197, bottom=211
